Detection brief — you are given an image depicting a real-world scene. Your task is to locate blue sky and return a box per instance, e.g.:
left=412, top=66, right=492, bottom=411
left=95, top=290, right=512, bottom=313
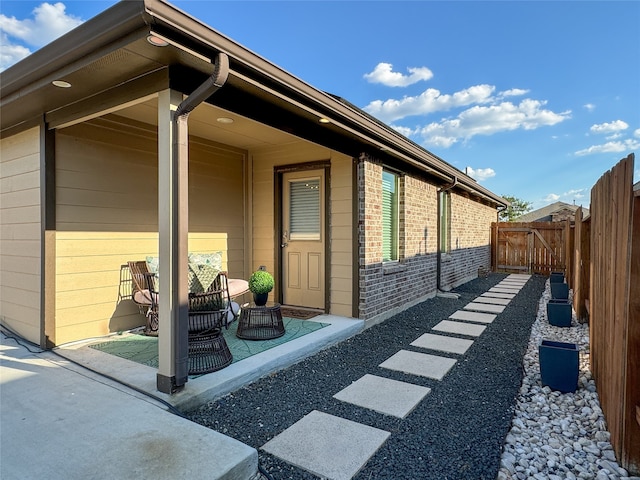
left=2, top=1, right=639, bottom=210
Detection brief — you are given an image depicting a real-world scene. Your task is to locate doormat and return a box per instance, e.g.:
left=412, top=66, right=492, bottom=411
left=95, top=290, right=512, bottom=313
left=279, top=307, right=322, bottom=320
left=88, top=316, right=329, bottom=370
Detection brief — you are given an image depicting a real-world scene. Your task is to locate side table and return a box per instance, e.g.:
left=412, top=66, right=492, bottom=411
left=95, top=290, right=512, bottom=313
left=236, top=302, right=285, bottom=340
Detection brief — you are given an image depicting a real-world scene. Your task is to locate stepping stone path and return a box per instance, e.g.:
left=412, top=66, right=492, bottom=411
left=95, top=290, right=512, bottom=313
left=260, top=274, right=531, bottom=479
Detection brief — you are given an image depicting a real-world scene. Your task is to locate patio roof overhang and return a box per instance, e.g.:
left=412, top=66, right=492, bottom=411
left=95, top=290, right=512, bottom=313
left=0, top=0, right=506, bottom=208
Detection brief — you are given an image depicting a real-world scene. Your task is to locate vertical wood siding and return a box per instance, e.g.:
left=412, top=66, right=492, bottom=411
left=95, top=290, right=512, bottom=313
left=0, top=127, right=42, bottom=343
left=54, top=117, right=245, bottom=344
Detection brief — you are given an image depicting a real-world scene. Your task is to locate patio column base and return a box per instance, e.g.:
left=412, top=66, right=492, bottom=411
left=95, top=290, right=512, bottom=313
left=157, top=373, right=184, bottom=394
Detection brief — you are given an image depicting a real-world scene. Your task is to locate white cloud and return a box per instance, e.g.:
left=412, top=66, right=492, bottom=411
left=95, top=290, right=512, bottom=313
left=575, top=138, right=640, bottom=156
left=465, top=166, right=495, bottom=182
left=498, top=88, right=529, bottom=98
left=544, top=193, right=560, bottom=202
left=583, top=103, right=596, bottom=111
left=0, top=32, right=31, bottom=70
left=418, top=99, right=571, bottom=147
left=0, top=2, right=83, bottom=71
left=606, top=133, right=623, bottom=140
left=634, top=128, right=640, bottom=138
left=590, top=120, right=629, bottom=134
left=389, top=124, right=416, bottom=138
left=363, top=62, right=433, bottom=87
left=364, top=84, right=495, bottom=123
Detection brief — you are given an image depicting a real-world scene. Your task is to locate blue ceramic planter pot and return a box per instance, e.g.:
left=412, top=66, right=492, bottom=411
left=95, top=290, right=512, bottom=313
left=550, top=282, right=569, bottom=300
left=539, top=340, right=579, bottom=393
left=547, top=300, right=572, bottom=327
left=550, top=272, right=565, bottom=283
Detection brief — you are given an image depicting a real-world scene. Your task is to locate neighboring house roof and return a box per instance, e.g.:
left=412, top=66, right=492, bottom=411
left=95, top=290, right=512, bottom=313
left=516, top=201, right=589, bottom=223
left=0, top=0, right=506, bottom=208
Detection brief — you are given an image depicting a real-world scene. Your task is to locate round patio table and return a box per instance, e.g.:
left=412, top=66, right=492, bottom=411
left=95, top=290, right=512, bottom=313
left=236, top=302, right=285, bottom=340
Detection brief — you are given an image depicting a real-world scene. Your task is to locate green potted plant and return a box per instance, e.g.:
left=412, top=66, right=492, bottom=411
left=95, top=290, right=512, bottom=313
left=248, top=270, right=274, bottom=306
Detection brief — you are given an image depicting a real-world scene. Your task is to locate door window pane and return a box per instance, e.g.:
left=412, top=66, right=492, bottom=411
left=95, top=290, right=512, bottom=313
left=290, top=179, right=320, bottom=240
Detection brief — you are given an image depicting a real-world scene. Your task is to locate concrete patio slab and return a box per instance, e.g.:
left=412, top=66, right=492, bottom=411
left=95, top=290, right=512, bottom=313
left=481, top=292, right=516, bottom=299
left=261, top=410, right=390, bottom=480
left=464, top=302, right=506, bottom=314
left=379, top=350, right=457, bottom=380
left=472, top=296, right=511, bottom=305
left=0, top=338, right=257, bottom=480
left=55, top=315, right=364, bottom=411
left=333, top=374, right=431, bottom=418
left=411, top=333, right=474, bottom=355
left=432, top=320, right=486, bottom=337
left=449, top=310, right=497, bottom=324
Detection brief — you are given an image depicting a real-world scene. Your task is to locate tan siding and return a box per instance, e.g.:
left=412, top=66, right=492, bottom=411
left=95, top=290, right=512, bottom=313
left=329, top=154, right=352, bottom=316
left=53, top=118, right=246, bottom=345
left=0, top=127, right=41, bottom=343
left=251, top=141, right=352, bottom=315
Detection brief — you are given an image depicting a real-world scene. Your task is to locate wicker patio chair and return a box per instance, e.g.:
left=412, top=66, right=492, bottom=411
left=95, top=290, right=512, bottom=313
left=187, top=272, right=236, bottom=373
left=128, top=261, right=159, bottom=336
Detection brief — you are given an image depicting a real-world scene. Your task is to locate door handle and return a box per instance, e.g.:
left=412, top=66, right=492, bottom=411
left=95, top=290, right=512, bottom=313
left=281, top=243, right=288, bottom=248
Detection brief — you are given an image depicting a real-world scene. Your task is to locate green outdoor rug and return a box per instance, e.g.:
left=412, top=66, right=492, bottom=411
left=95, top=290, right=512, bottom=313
left=89, top=317, right=329, bottom=369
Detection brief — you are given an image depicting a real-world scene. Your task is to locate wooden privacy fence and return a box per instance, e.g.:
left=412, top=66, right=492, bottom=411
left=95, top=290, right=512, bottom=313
left=491, top=221, right=572, bottom=276
left=584, top=153, right=639, bottom=473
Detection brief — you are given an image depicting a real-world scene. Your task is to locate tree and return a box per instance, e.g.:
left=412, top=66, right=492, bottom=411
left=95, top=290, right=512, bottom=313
left=499, top=195, right=533, bottom=222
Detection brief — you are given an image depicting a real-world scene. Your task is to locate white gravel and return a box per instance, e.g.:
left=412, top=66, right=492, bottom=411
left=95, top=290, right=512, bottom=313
left=497, top=280, right=639, bottom=480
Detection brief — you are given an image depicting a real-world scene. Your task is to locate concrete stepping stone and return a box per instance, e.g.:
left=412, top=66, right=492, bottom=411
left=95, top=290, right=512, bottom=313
left=481, top=292, right=516, bottom=299
left=498, top=282, right=524, bottom=288
left=449, top=310, right=497, bottom=324
left=261, top=410, right=390, bottom=480
left=432, top=320, right=486, bottom=337
left=508, top=274, right=530, bottom=279
left=497, top=281, right=522, bottom=287
left=464, top=302, right=506, bottom=314
left=379, top=350, right=457, bottom=380
left=472, top=296, right=510, bottom=305
left=489, top=287, right=520, bottom=294
left=333, top=374, right=431, bottom=418
left=411, top=333, right=474, bottom=355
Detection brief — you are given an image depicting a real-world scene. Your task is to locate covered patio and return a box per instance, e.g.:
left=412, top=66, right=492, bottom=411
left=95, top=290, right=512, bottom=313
left=53, top=313, right=362, bottom=411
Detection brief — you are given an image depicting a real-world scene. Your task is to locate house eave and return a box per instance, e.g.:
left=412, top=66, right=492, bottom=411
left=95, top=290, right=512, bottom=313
left=0, top=0, right=506, bottom=207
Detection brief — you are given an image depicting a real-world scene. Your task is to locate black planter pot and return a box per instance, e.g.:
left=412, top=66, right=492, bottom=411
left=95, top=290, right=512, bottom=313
left=253, top=292, right=269, bottom=306
left=550, top=282, right=569, bottom=300
left=539, top=340, right=579, bottom=393
left=547, top=299, right=572, bottom=327
left=550, top=271, right=565, bottom=284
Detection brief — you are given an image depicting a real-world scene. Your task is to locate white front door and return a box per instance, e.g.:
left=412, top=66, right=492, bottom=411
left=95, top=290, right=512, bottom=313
left=281, top=170, right=325, bottom=309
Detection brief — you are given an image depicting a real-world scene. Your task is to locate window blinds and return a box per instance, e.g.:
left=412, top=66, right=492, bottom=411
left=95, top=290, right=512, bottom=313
left=289, top=179, right=320, bottom=240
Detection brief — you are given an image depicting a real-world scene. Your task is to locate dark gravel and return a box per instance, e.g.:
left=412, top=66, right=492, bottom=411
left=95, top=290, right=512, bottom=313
left=186, top=273, right=546, bottom=480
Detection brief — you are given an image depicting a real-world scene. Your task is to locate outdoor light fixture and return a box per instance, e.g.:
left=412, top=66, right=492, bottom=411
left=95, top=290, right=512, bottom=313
left=146, top=34, right=169, bottom=47
left=216, top=117, right=234, bottom=124
left=318, top=117, right=330, bottom=124
left=52, top=80, right=72, bottom=88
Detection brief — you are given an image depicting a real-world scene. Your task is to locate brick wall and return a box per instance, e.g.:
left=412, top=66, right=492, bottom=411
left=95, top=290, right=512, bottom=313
left=358, top=154, right=497, bottom=321
left=358, top=155, right=438, bottom=320
left=440, top=192, right=496, bottom=289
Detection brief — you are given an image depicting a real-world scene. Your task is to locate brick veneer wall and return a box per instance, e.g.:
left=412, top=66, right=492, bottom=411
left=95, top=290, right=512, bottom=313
left=358, top=154, right=438, bottom=320
left=358, top=154, right=497, bottom=321
left=440, top=192, right=496, bottom=289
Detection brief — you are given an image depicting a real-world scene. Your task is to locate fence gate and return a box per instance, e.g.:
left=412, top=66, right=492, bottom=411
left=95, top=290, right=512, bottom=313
left=491, top=221, right=569, bottom=275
